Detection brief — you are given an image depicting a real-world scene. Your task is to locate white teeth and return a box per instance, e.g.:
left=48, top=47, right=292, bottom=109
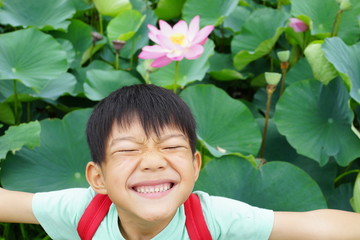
left=135, top=183, right=171, bottom=193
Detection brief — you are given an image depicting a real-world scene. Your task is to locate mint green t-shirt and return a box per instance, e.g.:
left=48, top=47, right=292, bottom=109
left=33, top=188, right=274, bottom=240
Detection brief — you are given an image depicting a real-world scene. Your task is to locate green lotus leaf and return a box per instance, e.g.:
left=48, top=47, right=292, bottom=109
left=0, top=121, right=40, bottom=160
left=0, top=73, right=76, bottom=101
left=140, top=40, right=214, bottom=88
left=209, top=53, right=247, bottom=81
left=180, top=84, right=262, bottom=159
left=93, top=0, right=132, bottom=17
left=0, top=28, right=69, bottom=92
left=70, top=0, right=92, bottom=11
left=0, top=0, right=75, bottom=31
left=322, top=37, right=360, bottom=103
left=52, top=20, right=92, bottom=69
left=285, top=57, right=314, bottom=85
left=304, top=41, right=338, bottom=85
left=1, top=109, right=92, bottom=192
left=84, top=69, right=142, bottom=101
left=291, top=0, right=360, bottom=44
left=72, top=60, right=114, bottom=96
left=120, top=9, right=158, bottom=59
left=183, top=0, right=238, bottom=27
left=351, top=172, right=360, bottom=213
left=0, top=102, right=14, bottom=125
left=232, top=8, right=289, bottom=70
left=223, top=6, right=251, bottom=33
left=256, top=118, right=338, bottom=200
left=195, top=155, right=327, bottom=211
left=154, top=0, right=185, bottom=20
left=107, top=9, right=145, bottom=42
left=274, top=78, right=360, bottom=166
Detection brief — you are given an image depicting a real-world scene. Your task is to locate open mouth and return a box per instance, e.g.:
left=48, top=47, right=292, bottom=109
left=132, top=182, right=175, bottom=194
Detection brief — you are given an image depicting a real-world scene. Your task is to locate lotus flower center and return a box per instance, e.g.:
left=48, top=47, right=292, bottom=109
left=170, top=33, right=186, bottom=46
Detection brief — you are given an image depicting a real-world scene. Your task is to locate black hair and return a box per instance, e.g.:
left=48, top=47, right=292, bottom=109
left=86, top=84, right=197, bottom=164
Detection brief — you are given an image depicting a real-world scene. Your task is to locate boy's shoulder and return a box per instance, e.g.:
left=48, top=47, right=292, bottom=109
left=194, top=191, right=274, bottom=239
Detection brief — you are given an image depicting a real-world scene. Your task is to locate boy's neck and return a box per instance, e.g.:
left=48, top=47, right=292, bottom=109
left=118, top=213, right=175, bottom=240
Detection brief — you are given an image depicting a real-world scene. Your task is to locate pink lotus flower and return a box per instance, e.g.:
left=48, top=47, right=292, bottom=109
left=138, top=16, right=214, bottom=68
left=289, top=18, right=308, bottom=32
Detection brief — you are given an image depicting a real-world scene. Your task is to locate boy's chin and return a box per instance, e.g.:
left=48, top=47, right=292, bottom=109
left=138, top=207, right=177, bottom=223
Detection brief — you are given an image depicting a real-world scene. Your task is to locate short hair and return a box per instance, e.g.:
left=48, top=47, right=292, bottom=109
left=86, top=84, right=197, bottom=164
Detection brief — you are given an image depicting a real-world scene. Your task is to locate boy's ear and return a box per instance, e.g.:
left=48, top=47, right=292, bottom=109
left=86, top=162, right=107, bottom=195
left=193, top=151, right=202, bottom=181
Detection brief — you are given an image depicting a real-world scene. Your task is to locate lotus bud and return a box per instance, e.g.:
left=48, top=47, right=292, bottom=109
left=277, top=50, right=290, bottom=62
left=289, top=18, right=308, bottom=32
left=112, top=40, right=126, bottom=54
left=265, top=72, right=282, bottom=86
left=339, top=0, right=352, bottom=11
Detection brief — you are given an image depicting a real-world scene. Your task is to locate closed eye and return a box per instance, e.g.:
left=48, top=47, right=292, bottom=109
left=164, top=146, right=184, bottom=150
left=117, top=149, right=139, bottom=153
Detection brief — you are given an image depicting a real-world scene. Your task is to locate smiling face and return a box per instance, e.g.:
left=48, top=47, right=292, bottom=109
left=86, top=119, right=201, bottom=235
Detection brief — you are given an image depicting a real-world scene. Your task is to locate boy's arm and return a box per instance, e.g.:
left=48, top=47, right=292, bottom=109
left=270, top=209, right=360, bottom=240
left=0, top=188, right=39, bottom=224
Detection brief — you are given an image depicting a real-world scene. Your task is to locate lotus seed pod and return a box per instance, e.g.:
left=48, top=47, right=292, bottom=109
left=340, top=0, right=352, bottom=11
left=112, top=40, right=126, bottom=53
left=277, top=50, right=290, bottom=62
left=265, top=72, right=282, bottom=86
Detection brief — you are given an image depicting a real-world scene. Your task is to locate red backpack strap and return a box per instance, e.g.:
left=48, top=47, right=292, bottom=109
left=184, top=193, right=212, bottom=240
left=77, top=194, right=112, bottom=240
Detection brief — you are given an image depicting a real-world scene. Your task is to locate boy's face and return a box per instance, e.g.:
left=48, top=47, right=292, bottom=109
left=87, top=119, right=201, bottom=229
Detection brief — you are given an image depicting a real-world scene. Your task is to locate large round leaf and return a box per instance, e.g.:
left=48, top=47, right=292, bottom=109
left=223, top=6, right=251, bottom=33
left=1, top=109, right=92, bottom=192
left=182, top=0, right=238, bottom=27
left=52, top=20, right=92, bottom=69
left=0, top=28, right=69, bottom=91
left=0, top=73, right=76, bottom=101
left=84, top=69, right=142, bottom=101
left=139, top=40, right=214, bottom=88
left=120, top=9, right=157, bottom=59
left=208, top=52, right=247, bottom=81
left=154, top=0, right=185, bottom=20
left=195, top=155, right=327, bottom=211
left=107, top=9, right=145, bottom=42
left=0, top=0, right=75, bottom=31
left=93, top=0, right=132, bottom=17
left=232, top=8, right=288, bottom=70
left=304, top=41, right=338, bottom=85
left=274, top=78, right=360, bottom=166
left=322, top=37, right=360, bottom=104
left=291, top=0, right=360, bottom=44
left=0, top=121, right=40, bottom=160
left=180, top=84, right=262, bottom=159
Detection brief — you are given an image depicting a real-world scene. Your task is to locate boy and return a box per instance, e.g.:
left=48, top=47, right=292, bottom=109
left=1, top=84, right=360, bottom=239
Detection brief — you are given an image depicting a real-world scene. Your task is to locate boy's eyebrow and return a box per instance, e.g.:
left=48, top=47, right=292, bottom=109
left=110, top=134, right=187, bottom=146
left=109, top=136, right=139, bottom=146
left=158, top=133, right=187, bottom=142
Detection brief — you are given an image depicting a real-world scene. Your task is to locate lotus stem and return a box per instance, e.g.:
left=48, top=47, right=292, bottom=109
left=99, top=13, right=103, bottom=35
left=331, top=9, right=343, bottom=37
left=259, top=84, right=277, bottom=161
left=115, top=53, right=119, bottom=70
left=334, top=169, right=360, bottom=185
left=13, top=80, right=19, bottom=125
left=27, top=102, right=31, bottom=122
left=145, top=70, right=151, bottom=84
left=280, top=62, right=289, bottom=95
left=130, top=40, right=135, bottom=70
left=173, top=61, right=180, bottom=93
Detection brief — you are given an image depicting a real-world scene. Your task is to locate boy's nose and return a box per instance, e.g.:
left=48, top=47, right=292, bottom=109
left=139, top=151, right=168, bottom=171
